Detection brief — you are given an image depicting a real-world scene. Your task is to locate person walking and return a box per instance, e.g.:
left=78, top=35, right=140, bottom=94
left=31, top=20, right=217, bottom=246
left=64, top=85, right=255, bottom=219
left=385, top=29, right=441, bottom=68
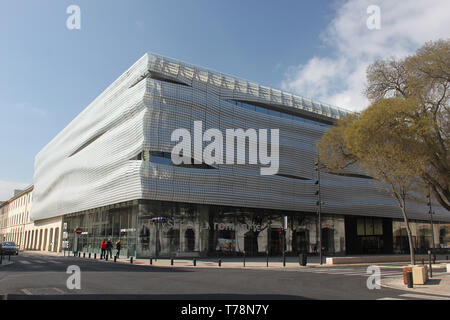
left=106, top=239, right=113, bottom=259
left=100, top=239, right=107, bottom=259
left=116, top=240, right=121, bottom=258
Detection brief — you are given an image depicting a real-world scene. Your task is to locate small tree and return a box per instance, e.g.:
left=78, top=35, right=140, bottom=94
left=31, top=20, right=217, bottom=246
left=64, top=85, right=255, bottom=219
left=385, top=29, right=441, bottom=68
left=318, top=98, right=423, bottom=265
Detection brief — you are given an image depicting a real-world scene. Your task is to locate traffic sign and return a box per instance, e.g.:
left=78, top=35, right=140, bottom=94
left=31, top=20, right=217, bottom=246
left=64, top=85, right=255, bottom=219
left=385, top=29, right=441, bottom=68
left=75, top=228, right=82, bottom=235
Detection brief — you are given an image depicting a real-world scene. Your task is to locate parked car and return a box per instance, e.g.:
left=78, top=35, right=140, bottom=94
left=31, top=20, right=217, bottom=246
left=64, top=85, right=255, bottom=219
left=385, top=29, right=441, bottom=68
left=0, top=241, right=19, bottom=255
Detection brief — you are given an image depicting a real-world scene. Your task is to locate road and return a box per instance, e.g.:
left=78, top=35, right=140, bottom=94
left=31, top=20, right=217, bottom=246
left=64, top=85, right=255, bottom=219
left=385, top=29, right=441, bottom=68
left=0, top=252, right=445, bottom=300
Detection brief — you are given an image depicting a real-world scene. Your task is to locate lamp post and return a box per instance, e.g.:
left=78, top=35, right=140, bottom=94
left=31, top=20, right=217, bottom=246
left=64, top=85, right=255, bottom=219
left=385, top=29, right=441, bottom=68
left=314, top=157, right=323, bottom=265
left=426, top=188, right=436, bottom=262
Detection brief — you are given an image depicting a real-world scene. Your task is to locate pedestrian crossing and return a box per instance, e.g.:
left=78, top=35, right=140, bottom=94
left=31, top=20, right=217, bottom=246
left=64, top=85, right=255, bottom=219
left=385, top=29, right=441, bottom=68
left=378, top=293, right=450, bottom=300
left=298, top=267, right=403, bottom=278
left=18, top=259, right=63, bottom=265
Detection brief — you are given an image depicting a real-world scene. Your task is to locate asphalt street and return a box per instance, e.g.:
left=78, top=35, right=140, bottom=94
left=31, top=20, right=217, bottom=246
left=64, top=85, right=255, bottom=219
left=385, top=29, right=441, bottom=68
left=0, top=252, right=445, bottom=300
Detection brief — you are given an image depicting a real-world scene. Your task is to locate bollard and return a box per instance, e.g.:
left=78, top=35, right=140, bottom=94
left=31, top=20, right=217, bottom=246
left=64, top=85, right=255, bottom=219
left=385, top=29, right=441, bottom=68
left=218, top=259, right=221, bottom=267
left=94, top=253, right=96, bottom=259
left=114, top=256, right=117, bottom=263
left=8, top=254, right=11, bottom=261
left=78, top=252, right=81, bottom=257
left=193, top=258, right=196, bottom=267
left=171, top=258, right=174, bottom=266
left=406, top=271, right=413, bottom=288
left=243, top=251, right=246, bottom=268
left=130, top=257, right=133, bottom=264
left=266, top=250, right=269, bottom=268
left=283, top=255, right=286, bottom=267
left=83, top=252, right=85, bottom=258
left=88, top=253, right=91, bottom=259
left=421, top=258, right=425, bottom=265
left=428, top=250, right=433, bottom=278
left=150, top=257, right=152, bottom=265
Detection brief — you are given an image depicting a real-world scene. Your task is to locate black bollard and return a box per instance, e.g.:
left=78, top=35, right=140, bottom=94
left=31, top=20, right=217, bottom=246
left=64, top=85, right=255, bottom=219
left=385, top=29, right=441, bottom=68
left=78, top=252, right=81, bottom=257
left=171, top=258, right=174, bottom=266
left=83, top=252, right=85, bottom=258
left=243, top=251, right=246, bottom=268
left=88, top=253, right=91, bottom=259
left=193, top=258, right=196, bottom=266
left=428, top=250, right=433, bottom=278
left=218, top=259, right=221, bottom=267
left=266, top=250, right=269, bottom=268
left=114, top=256, right=117, bottom=263
left=283, top=255, right=286, bottom=267
left=406, top=271, right=413, bottom=288
left=150, top=257, right=152, bottom=265
left=130, top=257, right=133, bottom=264
left=94, top=253, right=96, bottom=259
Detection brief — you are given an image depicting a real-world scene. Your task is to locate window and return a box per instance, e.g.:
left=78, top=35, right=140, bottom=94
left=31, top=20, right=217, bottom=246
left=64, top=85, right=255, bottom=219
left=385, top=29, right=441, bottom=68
left=357, top=217, right=383, bottom=236
left=222, top=98, right=332, bottom=127
left=131, top=150, right=217, bottom=169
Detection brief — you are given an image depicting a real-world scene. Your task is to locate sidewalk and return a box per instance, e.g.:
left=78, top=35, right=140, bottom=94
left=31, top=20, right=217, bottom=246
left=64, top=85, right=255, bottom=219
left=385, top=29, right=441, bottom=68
left=20, top=250, right=450, bottom=269
left=382, top=272, right=450, bottom=298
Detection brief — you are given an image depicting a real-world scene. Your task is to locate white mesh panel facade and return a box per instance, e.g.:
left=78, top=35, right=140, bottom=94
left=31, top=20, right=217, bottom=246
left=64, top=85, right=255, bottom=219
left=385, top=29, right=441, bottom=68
left=30, top=53, right=448, bottom=223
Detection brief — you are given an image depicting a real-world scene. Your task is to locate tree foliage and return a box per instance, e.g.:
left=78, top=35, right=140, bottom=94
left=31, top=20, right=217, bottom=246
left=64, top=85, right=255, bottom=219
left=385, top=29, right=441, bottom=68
left=317, top=39, right=450, bottom=264
left=365, top=39, right=450, bottom=210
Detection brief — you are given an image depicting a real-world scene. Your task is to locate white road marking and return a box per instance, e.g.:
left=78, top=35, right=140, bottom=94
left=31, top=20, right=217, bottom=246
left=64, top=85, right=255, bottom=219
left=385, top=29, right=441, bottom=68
left=377, top=297, right=405, bottom=300
left=18, top=260, right=31, bottom=264
left=400, top=293, right=450, bottom=300
left=21, top=289, right=33, bottom=295
left=53, top=288, right=65, bottom=294
left=33, top=260, right=47, bottom=264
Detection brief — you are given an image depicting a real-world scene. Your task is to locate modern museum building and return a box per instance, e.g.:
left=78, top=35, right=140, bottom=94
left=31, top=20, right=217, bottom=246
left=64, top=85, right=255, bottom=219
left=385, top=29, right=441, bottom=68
left=30, top=53, right=450, bottom=258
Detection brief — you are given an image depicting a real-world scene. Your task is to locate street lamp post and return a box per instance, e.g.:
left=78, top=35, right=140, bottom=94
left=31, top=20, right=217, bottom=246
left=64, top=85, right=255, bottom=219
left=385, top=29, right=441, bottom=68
left=314, top=157, right=323, bottom=265
left=427, top=188, right=436, bottom=262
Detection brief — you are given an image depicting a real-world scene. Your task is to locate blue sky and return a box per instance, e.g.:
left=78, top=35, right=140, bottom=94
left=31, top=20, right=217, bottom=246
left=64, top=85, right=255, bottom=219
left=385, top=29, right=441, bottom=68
left=1, top=0, right=449, bottom=199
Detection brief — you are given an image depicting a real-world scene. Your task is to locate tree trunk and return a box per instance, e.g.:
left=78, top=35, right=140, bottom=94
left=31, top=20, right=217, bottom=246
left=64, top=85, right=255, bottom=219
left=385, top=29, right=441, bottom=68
left=400, top=202, right=415, bottom=265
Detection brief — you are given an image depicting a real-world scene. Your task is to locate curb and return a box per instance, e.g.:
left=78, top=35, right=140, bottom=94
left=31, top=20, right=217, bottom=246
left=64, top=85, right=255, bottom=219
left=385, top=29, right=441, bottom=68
left=381, top=273, right=450, bottom=298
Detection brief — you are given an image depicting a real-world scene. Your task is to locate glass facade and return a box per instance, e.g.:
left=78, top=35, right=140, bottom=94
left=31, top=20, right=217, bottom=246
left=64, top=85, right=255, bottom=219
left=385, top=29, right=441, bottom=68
left=63, top=200, right=450, bottom=258
left=63, top=200, right=346, bottom=258
left=393, top=219, right=450, bottom=254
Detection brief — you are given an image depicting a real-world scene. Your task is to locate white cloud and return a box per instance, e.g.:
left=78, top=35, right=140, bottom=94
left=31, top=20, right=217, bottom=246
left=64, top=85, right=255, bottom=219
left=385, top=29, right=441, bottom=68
left=0, top=181, right=30, bottom=201
left=281, top=0, right=450, bottom=111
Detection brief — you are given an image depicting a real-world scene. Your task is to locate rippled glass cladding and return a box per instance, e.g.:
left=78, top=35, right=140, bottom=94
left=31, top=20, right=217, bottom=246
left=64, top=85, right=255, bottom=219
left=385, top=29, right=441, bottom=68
left=223, top=99, right=332, bottom=128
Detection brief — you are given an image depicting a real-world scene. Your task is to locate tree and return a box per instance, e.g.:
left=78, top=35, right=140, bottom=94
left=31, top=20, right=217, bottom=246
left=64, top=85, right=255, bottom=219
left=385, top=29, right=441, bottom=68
left=365, top=39, right=450, bottom=211
left=318, top=98, right=422, bottom=265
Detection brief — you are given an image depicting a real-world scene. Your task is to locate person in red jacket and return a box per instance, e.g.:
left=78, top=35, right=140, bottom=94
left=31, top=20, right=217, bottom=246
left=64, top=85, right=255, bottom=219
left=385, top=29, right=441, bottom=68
left=100, top=239, right=107, bottom=259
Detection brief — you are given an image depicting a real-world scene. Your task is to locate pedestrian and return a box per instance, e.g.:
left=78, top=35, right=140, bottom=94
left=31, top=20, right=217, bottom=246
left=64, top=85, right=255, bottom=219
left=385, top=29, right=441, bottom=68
left=100, top=239, right=107, bottom=259
left=116, top=240, right=121, bottom=258
left=106, top=238, right=113, bottom=258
